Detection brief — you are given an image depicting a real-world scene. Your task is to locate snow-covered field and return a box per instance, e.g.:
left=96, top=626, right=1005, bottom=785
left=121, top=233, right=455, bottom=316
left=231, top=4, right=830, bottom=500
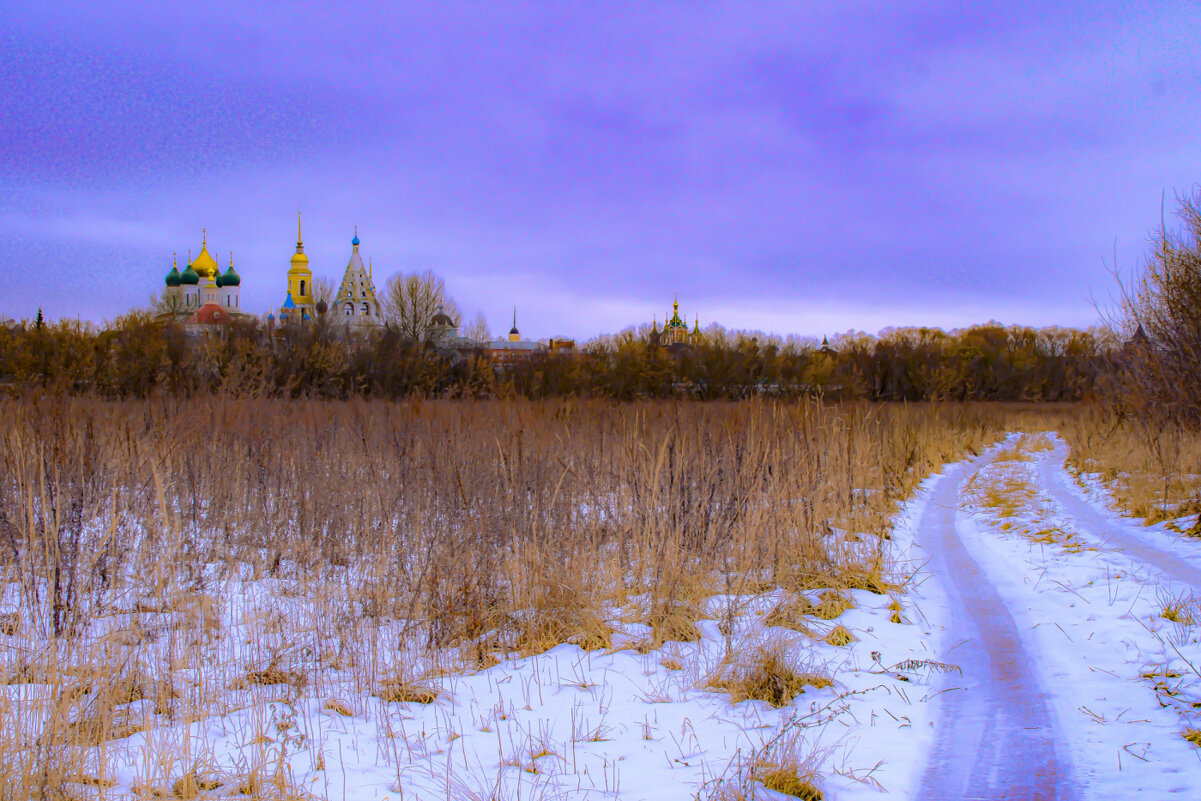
left=0, top=560, right=946, bottom=799
left=4, top=431, right=1201, bottom=799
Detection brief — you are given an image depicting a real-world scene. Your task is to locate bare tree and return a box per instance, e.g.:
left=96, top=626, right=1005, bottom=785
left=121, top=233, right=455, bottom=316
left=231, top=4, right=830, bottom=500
left=148, top=290, right=185, bottom=319
left=382, top=270, right=460, bottom=342
left=463, top=311, right=491, bottom=344
left=1111, top=188, right=1201, bottom=426
left=313, top=276, right=336, bottom=314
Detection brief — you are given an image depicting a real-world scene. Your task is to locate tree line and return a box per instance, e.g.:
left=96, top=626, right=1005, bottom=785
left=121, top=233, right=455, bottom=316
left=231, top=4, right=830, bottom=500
left=0, top=311, right=1113, bottom=402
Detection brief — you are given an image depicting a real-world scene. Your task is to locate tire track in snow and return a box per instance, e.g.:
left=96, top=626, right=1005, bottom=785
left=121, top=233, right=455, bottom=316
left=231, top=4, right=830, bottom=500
left=917, top=456, right=1078, bottom=800
left=1039, top=440, right=1201, bottom=590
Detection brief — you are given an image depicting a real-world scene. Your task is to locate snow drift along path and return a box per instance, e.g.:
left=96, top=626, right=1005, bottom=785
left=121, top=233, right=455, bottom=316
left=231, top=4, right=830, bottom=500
left=915, top=455, right=1077, bottom=800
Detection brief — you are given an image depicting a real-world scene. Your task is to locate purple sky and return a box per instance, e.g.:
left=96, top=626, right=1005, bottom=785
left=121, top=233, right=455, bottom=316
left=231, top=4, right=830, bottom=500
left=2, top=2, right=1198, bottom=340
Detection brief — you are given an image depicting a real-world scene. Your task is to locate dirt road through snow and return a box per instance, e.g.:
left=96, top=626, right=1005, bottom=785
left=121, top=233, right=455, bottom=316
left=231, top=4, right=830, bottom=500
left=915, top=455, right=1078, bottom=800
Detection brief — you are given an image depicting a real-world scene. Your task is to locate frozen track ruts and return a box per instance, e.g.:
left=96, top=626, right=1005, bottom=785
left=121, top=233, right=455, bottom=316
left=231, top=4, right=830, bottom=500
left=917, top=457, right=1077, bottom=800
left=1039, top=441, right=1201, bottom=590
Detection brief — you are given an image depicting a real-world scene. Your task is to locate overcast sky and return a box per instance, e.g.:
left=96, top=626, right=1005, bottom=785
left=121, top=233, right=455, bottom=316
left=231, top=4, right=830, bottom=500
left=1, top=1, right=1197, bottom=339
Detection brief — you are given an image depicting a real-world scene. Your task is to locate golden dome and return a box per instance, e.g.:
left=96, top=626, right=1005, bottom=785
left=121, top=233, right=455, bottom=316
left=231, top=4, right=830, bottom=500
left=192, top=230, right=219, bottom=279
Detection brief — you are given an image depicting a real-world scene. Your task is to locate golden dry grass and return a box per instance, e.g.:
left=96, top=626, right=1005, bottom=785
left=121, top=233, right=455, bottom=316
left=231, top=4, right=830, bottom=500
left=763, top=595, right=817, bottom=634
left=705, top=641, right=832, bottom=708
left=823, top=625, right=856, bottom=647
left=702, top=728, right=825, bottom=801
left=813, top=591, right=854, bottom=621
left=1057, top=405, right=1201, bottom=526
left=375, top=676, right=440, bottom=705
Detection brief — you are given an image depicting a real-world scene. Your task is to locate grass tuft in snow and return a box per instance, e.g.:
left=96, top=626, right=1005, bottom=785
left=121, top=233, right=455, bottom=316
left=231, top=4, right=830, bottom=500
left=824, top=625, right=856, bottom=647
left=763, top=595, right=817, bottom=633
left=375, top=676, right=440, bottom=705
left=705, top=641, right=832, bottom=708
left=702, top=728, right=826, bottom=801
left=814, top=591, right=854, bottom=621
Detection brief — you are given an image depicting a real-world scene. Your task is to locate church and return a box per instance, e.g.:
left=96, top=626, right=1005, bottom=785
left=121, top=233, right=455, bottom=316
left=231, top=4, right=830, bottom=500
left=162, top=216, right=384, bottom=331
left=269, top=215, right=383, bottom=329
left=161, top=230, right=243, bottom=325
left=648, top=297, right=702, bottom=350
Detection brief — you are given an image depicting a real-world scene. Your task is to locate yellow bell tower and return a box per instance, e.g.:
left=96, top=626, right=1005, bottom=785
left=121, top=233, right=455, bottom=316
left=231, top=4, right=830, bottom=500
left=287, top=212, right=314, bottom=307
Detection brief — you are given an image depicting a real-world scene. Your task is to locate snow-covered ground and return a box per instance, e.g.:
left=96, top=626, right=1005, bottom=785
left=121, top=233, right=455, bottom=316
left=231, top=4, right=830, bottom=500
left=1, top=528, right=946, bottom=799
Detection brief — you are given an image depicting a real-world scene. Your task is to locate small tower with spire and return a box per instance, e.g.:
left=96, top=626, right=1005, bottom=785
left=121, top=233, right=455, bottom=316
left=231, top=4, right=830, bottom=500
left=508, top=307, right=521, bottom=342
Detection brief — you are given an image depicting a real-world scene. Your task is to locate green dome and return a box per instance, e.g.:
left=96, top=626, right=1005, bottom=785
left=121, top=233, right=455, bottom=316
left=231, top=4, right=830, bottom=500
left=165, top=266, right=181, bottom=287
left=219, top=264, right=240, bottom=287
left=179, top=263, right=200, bottom=285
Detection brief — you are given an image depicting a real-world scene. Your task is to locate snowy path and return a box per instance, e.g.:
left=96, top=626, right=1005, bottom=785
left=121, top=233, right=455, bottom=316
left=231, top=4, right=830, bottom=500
left=915, top=455, right=1077, bottom=800
left=1039, top=440, right=1201, bottom=589
left=913, top=436, right=1201, bottom=800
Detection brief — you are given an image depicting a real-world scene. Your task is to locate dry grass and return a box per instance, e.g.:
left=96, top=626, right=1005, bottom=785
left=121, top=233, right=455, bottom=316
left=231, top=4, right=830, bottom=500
left=1058, top=405, right=1201, bottom=525
left=966, top=468, right=1038, bottom=518
left=963, top=451, right=1094, bottom=552
left=705, top=641, right=832, bottom=708
left=321, top=698, right=353, bottom=717
left=375, top=676, right=440, bottom=705
left=1159, top=591, right=1200, bottom=626
left=763, top=595, right=817, bottom=634
left=823, top=625, right=856, bottom=647
left=813, top=591, right=854, bottom=621
left=0, top=396, right=1025, bottom=796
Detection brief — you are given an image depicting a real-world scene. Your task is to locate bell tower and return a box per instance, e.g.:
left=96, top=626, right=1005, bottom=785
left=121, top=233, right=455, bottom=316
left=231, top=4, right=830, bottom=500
left=287, top=212, right=314, bottom=307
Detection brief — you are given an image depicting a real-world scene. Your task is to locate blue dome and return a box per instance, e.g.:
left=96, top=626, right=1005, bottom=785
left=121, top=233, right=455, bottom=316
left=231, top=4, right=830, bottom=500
left=352, top=234, right=360, bottom=246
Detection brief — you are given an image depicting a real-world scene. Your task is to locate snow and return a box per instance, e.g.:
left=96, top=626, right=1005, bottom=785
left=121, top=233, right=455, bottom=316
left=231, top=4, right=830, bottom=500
left=2, top=536, right=944, bottom=799
left=72, top=585, right=944, bottom=799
